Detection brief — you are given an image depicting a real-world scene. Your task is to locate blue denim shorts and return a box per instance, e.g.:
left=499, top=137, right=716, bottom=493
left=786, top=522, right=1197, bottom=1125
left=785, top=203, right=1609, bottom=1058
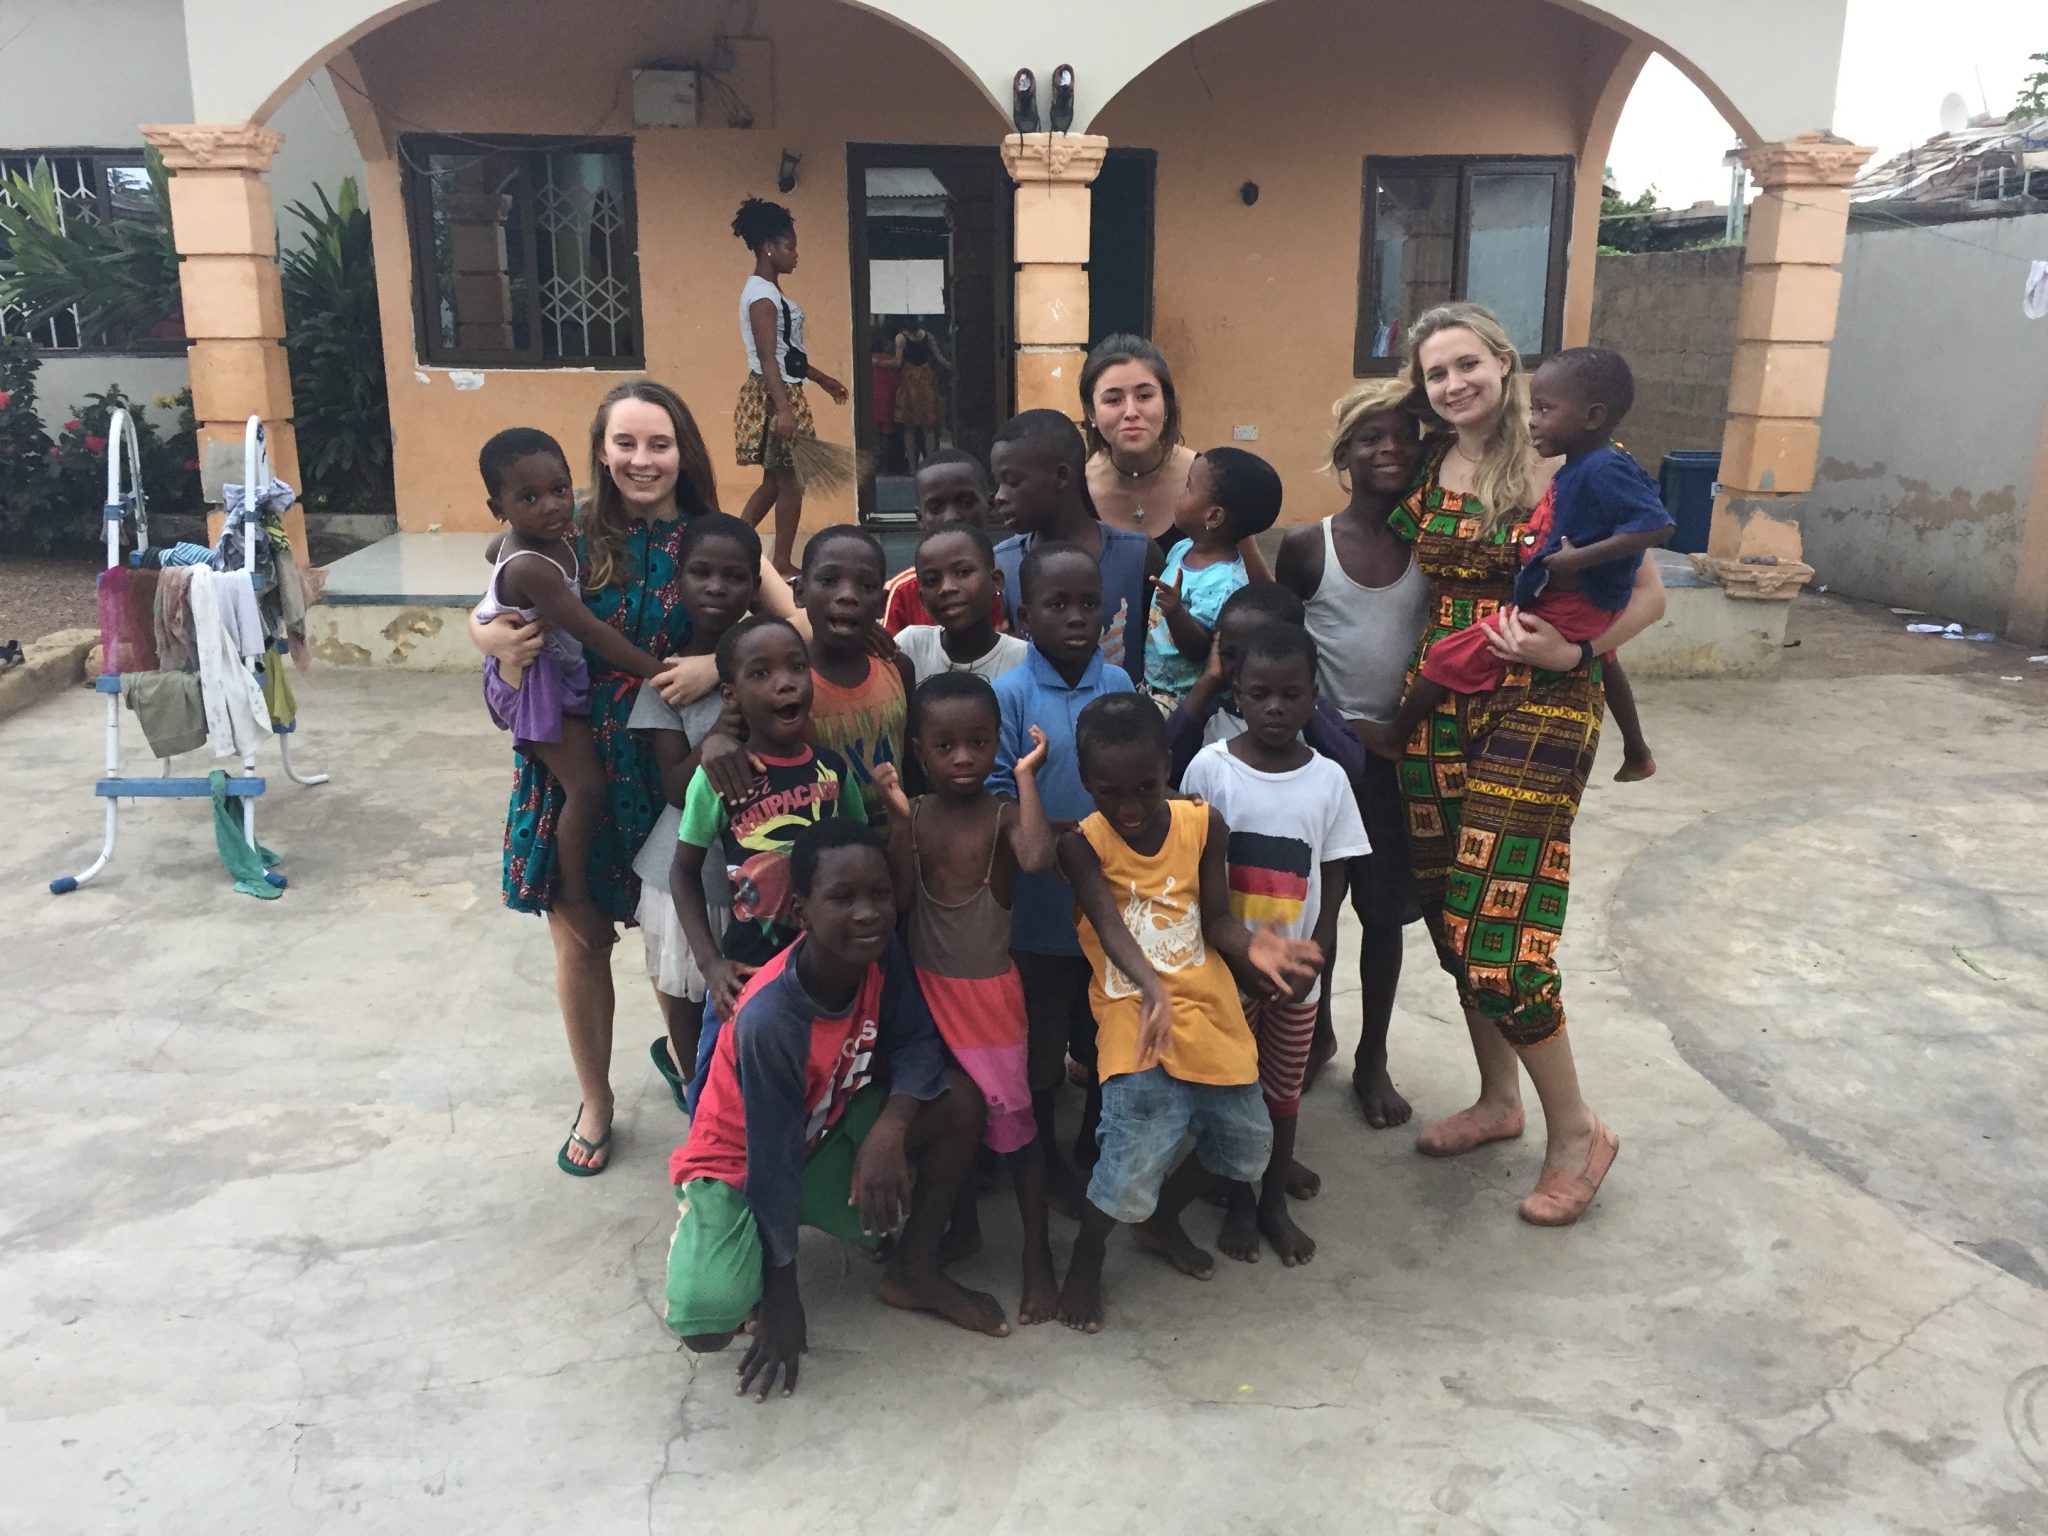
left=1086, top=1066, right=1273, bottom=1223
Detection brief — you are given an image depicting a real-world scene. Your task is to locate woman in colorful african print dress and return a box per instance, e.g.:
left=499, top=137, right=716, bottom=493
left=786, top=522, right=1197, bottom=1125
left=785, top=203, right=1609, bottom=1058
left=1389, top=303, right=1665, bottom=1226
left=471, top=380, right=803, bottom=1175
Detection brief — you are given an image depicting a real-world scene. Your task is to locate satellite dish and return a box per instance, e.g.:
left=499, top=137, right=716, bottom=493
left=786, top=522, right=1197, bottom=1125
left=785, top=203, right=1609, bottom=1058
left=1938, top=92, right=1969, bottom=134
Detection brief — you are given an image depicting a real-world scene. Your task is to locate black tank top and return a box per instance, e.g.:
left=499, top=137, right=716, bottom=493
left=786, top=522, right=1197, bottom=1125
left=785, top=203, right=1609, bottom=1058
left=903, top=333, right=932, bottom=366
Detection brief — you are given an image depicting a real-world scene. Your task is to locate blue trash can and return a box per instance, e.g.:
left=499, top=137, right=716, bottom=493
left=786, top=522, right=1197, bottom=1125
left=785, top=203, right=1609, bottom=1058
left=1658, top=451, right=1719, bottom=555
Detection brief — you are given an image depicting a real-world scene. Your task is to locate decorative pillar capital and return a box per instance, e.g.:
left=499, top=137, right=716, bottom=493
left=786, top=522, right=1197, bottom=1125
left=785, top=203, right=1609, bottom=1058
left=1740, top=133, right=1874, bottom=190
left=1001, top=133, right=1109, bottom=187
left=141, top=123, right=284, bottom=174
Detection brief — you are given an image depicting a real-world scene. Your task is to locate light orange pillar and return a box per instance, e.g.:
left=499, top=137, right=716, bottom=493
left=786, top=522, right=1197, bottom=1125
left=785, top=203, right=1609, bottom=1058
left=1706, top=133, right=1873, bottom=572
left=140, top=123, right=307, bottom=555
left=1000, top=133, right=1108, bottom=420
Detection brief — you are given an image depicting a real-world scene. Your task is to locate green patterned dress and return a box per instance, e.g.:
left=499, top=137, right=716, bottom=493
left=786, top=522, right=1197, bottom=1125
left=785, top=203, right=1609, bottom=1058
left=503, top=511, right=696, bottom=921
left=1391, top=442, right=1605, bottom=1048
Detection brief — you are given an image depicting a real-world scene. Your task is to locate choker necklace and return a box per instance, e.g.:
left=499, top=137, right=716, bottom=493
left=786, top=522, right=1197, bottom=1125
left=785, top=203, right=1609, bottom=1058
left=1453, top=437, right=1486, bottom=465
left=1113, top=443, right=1171, bottom=523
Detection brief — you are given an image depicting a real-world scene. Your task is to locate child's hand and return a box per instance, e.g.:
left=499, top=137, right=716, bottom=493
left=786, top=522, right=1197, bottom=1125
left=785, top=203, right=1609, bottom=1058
left=1353, top=718, right=1406, bottom=762
left=1246, top=921, right=1323, bottom=999
left=849, top=1121, right=912, bottom=1237
left=1016, top=724, right=1049, bottom=778
left=1543, top=536, right=1587, bottom=578
left=1134, top=978, right=1173, bottom=1067
left=863, top=623, right=899, bottom=661
left=738, top=1269, right=805, bottom=1403
left=1149, top=569, right=1185, bottom=621
left=870, top=762, right=912, bottom=819
left=1200, top=633, right=1227, bottom=689
left=706, top=958, right=758, bottom=1018
left=699, top=732, right=765, bottom=804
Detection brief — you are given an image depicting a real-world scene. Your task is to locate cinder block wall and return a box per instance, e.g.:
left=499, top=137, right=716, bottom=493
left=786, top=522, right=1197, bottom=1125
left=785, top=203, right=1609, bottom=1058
left=1588, top=246, right=1744, bottom=474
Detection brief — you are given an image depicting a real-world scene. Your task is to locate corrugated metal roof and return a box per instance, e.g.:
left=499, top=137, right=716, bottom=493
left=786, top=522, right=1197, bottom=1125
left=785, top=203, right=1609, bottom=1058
left=1853, top=113, right=2048, bottom=203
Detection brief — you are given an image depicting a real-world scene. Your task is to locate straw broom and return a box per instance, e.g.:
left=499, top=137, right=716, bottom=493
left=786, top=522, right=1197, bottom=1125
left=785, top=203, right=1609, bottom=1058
left=790, top=433, right=871, bottom=494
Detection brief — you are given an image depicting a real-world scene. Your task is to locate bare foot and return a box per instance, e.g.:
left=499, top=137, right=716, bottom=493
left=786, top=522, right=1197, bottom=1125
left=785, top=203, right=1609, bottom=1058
left=555, top=894, right=615, bottom=953
left=1614, top=753, right=1657, bottom=783
left=1302, top=1027, right=1338, bottom=1094
left=1132, top=1214, right=1215, bottom=1280
left=878, top=1266, right=1011, bottom=1337
left=1258, top=1198, right=1316, bottom=1267
left=1017, top=1249, right=1060, bottom=1326
left=938, top=1211, right=984, bottom=1268
left=1284, top=1159, right=1321, bottom=1201
left=1057, top=1244, right=1105, bottom=1333
left=1217, top=1187, right=1261, bottom=1264
left=1351, top=1065, right=1413, bottom=1129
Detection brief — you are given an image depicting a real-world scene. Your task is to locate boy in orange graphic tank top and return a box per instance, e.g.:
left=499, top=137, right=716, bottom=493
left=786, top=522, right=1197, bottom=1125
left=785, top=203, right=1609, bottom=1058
left=1051, top=695, right=1323, bottom=1334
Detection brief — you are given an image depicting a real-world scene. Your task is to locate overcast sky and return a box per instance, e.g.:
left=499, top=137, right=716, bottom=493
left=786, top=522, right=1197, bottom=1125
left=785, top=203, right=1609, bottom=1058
left=1607, top=0, right=2041, bottom=208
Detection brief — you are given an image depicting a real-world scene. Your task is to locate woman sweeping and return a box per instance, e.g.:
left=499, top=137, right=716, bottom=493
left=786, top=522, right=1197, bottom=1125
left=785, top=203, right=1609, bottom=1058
left=732, top=197, right=849, bottom=577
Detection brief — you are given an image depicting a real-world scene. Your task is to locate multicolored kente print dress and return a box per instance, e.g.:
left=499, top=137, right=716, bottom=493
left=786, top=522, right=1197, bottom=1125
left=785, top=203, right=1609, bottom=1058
left=504, top=512, right=696, bottom=921
left=1390, top=442, right=1604, bottom=1048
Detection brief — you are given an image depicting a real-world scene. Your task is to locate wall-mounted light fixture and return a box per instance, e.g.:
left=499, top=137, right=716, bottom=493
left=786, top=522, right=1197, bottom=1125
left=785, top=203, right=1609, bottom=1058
left=1240, top=181, right=1260, bottom=206
left=777, top=150, right=800, bottom=194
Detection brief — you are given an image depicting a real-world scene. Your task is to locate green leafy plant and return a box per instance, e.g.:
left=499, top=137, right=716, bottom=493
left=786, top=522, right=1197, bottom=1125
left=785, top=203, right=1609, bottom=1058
left=1599, top=168, right=1659, bottom=254
left=2018, top=52, right=2048, bottom=118
left=0, top=150, right=182, bottom=348
left=280, top=178, right=392, bottom=516
left=0, top=336, right=60, bottom=539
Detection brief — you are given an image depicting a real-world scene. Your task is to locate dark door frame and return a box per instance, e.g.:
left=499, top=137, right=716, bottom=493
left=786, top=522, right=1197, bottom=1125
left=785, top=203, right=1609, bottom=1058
left=845, top=142, right=1015, bottom=522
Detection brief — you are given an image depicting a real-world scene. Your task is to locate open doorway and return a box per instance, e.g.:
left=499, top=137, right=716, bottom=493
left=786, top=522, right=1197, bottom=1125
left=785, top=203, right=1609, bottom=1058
left=847, top=144, right=1012, bottom=523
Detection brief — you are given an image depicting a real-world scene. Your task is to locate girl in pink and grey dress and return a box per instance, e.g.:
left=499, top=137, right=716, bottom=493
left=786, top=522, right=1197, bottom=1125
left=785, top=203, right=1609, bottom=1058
left=869, top=672, right=1063, bottom=1325
left=473, top=427, right=663, bottom=951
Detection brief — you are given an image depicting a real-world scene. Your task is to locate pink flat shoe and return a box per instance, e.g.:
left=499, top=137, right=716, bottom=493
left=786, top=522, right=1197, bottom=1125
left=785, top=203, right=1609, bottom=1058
left=1415, top=1105, right=1525, bottom=1158
left=1518, top=1122, right=1619, bottom=1226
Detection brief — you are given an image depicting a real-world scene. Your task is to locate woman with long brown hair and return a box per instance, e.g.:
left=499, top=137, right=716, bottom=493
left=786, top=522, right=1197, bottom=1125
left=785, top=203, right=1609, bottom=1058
left=472, top=378, right=801, bottom=1175
left=1387, top=302, right=1665, bottom=1224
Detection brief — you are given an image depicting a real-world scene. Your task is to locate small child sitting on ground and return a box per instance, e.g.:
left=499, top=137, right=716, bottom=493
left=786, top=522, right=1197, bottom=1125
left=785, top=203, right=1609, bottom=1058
left=892, top=523, right=1029, bottom=684
left=673, top=615, right=867, bottom=1103
left=1054, top=694, right=1323, bottom=1333
left=1179, top=624, right=1368, bottom=1269
left=1142, top=447, right=1283, bottom=709
left=630, top=513, right=760, bottom=1105
left=883, top=449, right=1004, bottom=633
left=870, top=674, right=1058, bottom=1322
left=1363, top=348, right=1674, bottom=758
left=665, top=819, right=1008, bottom=1402
left=796, top=526, right=916, bottom=831
left=473, top=427, right=663, bottom=956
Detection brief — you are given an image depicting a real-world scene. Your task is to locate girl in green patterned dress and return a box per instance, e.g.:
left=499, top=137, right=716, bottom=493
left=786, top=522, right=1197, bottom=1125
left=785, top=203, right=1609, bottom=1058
left=1388, top=303, right=1666, bottom=1226
left=472, top=379, right=803, bottom=1175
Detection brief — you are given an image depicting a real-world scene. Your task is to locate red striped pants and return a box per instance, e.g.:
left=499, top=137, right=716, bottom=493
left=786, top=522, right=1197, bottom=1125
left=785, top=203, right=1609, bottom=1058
left=1246, top=994, right=1322, bottom=1118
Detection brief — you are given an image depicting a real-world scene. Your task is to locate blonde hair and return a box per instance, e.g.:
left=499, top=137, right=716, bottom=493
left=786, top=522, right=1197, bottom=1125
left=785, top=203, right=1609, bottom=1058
left=1403, top=302, right=1534, bottom=532
left=583, top=378, right=719, bottom=591
left=1320, top=378, right=1421, bottom=485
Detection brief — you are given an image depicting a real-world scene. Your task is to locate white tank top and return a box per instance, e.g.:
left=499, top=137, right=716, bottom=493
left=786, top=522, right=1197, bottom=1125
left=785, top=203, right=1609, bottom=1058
left=1301, top=516, right=1431, bottom=724
left=740, top=274, right=804, bottom=382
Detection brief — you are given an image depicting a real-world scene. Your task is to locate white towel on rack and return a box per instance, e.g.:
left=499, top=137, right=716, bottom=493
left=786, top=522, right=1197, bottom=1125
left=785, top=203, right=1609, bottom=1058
left=190, top=569, right=271, bottom=758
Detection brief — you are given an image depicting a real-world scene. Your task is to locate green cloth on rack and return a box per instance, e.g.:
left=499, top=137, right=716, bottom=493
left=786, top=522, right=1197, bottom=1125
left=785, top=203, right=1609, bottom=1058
left=210, top=769, right=283, bottom=900
left=121, top=671, right=207, bottom=758
left=261, top=657, right=297, bottom=731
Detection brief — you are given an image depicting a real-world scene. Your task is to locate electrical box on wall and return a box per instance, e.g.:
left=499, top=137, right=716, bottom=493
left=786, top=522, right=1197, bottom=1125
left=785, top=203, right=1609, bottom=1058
left=632, top=68, right=700, bottom=128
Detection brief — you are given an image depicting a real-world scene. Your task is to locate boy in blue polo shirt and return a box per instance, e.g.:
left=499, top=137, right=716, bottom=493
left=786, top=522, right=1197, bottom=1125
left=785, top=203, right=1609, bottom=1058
left=990, top=540, right=1135, bottom=1211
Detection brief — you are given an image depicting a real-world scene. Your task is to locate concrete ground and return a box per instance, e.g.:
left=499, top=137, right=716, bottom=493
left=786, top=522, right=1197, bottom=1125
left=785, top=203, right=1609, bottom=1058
left=4, top=594, right=2047, bottom=1534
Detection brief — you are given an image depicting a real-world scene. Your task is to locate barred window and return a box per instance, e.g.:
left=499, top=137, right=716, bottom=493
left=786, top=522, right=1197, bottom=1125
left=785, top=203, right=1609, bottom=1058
left=399, top=135, right=642, bottom=368
left=0, top=149, right=162, bottom=352
left=1354, top=156, right=1573, bottom=375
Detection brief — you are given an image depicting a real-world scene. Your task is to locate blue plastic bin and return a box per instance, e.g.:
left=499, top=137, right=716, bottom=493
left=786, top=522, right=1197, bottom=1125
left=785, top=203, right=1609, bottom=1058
left=1658, top=451, right=1720, bottom=555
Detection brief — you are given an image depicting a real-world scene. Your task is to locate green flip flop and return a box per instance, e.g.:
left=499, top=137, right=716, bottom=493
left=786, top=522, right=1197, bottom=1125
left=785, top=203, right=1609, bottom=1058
left=556, top=1103, right=613, bottom=1177
left=649, top=1037, right=688, bottom=1114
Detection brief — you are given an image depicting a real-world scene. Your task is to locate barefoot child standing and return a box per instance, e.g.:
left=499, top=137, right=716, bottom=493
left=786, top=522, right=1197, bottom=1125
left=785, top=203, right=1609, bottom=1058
left=870, top=676, right=1059, bottom=1323
left=474, top=428, right=664, bottom=958
left=1054, top=695, right=1323, bottom=1332
left=1180, top=625, right=1367, bottom=1268
left=665, top=820, right=1009, bottom=1399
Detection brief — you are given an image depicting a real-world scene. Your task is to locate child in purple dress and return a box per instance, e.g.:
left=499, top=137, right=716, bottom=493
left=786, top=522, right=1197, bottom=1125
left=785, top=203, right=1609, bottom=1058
left=474, top=427, right=662, bottom=950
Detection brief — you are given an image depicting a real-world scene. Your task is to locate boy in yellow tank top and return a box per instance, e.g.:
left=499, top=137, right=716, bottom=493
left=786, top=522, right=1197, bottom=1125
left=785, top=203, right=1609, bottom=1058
left=1052, top=695, right=1324, bottom=1333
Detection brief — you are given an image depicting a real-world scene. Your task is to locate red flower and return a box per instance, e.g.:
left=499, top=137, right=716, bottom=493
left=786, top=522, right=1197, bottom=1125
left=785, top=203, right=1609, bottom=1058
left=63, top=419, right=83, bottom=432
left=85, top=435, right=107, bottom=454
left=49, top=445, right=63, bottom=458
left=0, top=390, right=12, bottom=410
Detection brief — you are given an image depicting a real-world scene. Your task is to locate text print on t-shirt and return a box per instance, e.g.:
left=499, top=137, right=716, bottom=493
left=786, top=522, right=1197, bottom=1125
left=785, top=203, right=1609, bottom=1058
left=805, top=1017, right=879, bottom=1145
left=1103, top=874, right=1206, bottom=1000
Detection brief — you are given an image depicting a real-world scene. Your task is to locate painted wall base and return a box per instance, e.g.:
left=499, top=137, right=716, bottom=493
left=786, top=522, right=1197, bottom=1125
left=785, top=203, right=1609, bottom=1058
left=1621, top=551, right=1790, bottom=680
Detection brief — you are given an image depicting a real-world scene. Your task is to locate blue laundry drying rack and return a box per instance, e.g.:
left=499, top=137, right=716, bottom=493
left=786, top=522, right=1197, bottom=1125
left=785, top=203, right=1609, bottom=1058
left=50, top=412, right=328, bottom=895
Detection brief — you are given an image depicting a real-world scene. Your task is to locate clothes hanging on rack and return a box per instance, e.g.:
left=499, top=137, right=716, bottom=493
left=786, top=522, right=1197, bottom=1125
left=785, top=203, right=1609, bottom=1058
left=209, top=770, right=282, bottom=900
left=95, top=567, right=161, bottom=674
left=154, top=566, right=198, bottom=672
left=190, top=569, right=271, bottom=758
left=120, top=672, right=207, bottom=758
left=127, top=542, right=215, bottom=569
left=261, top=653, right=297, bottom=731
